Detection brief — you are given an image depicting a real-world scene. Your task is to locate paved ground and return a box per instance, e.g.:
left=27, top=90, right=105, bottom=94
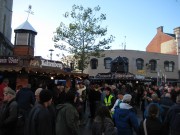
left=79, top=105, right=143, bottom=135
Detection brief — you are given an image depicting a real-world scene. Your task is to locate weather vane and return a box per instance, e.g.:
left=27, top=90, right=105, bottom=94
left=25, top=5, right=34, bottom=21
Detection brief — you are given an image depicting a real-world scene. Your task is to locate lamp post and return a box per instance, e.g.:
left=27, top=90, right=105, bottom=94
left=156, top=59, right=160, bottom=86
left=49, top=49, right=54, bottom=60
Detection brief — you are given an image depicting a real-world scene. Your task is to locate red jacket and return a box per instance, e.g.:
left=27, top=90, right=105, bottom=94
left=0, top=83, right=7, bottom=101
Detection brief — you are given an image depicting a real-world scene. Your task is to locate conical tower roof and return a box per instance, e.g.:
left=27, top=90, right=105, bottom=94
left=14, top=20, right=37, bottom=34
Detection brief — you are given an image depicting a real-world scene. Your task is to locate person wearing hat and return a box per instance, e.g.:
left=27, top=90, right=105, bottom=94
left=104, top=87, right=115, bottom=110
left=0, top=87, right=18, bottom=135
left=113, top=94, right=139, bottom=135
left=26, top=89, right=54, bottom=135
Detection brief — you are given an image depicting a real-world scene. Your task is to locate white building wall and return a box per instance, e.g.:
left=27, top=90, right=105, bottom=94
left=174, top=27, right=180, bottom=71
left=84, top=50, right=179, bottom=80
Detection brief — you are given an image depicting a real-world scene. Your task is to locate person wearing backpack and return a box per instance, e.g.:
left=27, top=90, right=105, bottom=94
left=164, top=94, right=180, bottom=135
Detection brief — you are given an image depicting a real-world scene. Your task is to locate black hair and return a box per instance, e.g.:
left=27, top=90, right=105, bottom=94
left=95, top=105, right=111, bottom=119
left=65, top=90, right=76, bottom=104
left=148, top=104, right=159, bottom=119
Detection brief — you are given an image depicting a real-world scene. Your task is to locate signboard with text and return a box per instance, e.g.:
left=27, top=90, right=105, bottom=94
left=30, top=59, right=63, bottom=69
left=0, top=56, right=19, bottom=65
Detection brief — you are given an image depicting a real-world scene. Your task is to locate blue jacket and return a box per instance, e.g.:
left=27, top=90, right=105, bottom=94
left=16, top=88, right=35, bottom=112
left=113, top=103, right=139, bottom=135
left=164, top=103, right=180, bottom=135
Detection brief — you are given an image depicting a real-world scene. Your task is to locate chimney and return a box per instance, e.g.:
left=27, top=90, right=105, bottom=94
left=157, top=26, right=163, bottom=33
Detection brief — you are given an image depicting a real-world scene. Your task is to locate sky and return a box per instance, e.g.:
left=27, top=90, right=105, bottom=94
left=11, top=0, right=180, bottom=60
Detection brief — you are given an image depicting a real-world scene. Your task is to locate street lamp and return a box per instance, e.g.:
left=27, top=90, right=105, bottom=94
left=49, top=49, right=54, bottom=60
left=156, top=59, right=160, bottom=86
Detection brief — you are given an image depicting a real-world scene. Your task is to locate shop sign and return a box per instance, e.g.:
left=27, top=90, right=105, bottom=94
left=137, top=70, right=146, bottom=75
left=114, top=73, right=134, bottom=79
left=135, top=75, right=145, bottom=79
left=30, top=59, right=40, bottom=67
left=0, top=56, right=19, bottom=65
left=41, top=60, right=63, bottom=69
left=96, top=73, right=112, bottom=78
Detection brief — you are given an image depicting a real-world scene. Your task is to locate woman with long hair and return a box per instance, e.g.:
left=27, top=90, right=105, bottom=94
left=92, top=105, right=117, bottom=135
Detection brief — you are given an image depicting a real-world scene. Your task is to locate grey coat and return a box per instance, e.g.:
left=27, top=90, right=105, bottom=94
left=92, top=116, right=118, bottom=135
left=56, top=103, right=79, bottom=135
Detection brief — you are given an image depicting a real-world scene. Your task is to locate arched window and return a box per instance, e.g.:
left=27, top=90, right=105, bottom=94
left=104, top=57, right=112, bottom=69
left=164, top=61, right=174, bottom=72
left=90, top=58, right=98, bottom=69
left=149, top=59, right=157, bottom=71
left=136, top=58, right=144, bottom=70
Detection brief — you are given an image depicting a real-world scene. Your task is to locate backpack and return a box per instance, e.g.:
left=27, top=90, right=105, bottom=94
left=171, top=108, right=180, bottom=133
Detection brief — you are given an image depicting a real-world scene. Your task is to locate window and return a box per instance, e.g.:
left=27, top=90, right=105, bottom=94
left=149, top=60, right=157, bottom=71
left=164, top=61, right=174, bottom=72
left=104, top=57, right=112, bottom=69
left=16, top=33, right=28, bottom=45
left=90, top=58, right=98, bottom=69
left=29, top=33, right=35, bottom=47
left=136, top=58, right=144, bottom=70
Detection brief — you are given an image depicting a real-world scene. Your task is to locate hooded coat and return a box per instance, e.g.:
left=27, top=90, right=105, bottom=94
left=113, top=102, right=139, bottom=135
left=56, top=103, right=79, bottom=135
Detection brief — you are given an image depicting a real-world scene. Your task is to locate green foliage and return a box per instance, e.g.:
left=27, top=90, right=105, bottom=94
left=53, top=4, right=114, bottom=73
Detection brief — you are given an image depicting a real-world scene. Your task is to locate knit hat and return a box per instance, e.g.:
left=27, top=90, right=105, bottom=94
left=122, top=94, right=132, bottom=102
left=39, top=90, right=52, bottom=103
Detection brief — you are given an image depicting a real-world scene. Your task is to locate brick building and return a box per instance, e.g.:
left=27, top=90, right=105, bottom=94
left=146, top=26, right=180, bottom=55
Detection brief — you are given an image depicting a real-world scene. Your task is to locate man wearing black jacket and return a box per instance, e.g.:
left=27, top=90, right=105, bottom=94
left=0, top=87, right=18, bottom=135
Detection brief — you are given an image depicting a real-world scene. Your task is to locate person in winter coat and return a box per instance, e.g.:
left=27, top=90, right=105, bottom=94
left=144, top=93, right=164, bottom=122
left=159, top=93, right=174, bottom=121
left=0, top=87, right=18, bottom=135
left=113, top=94, right=139, bottom=135
left=56, top=91, right=79, bottom=135
left=139, top=103, right=163, bottom=135
left=164, top=94, right=180, bottom=135
left=25, top=90, right=54, bottom=135
left=92, top=105, right=117, bottom=135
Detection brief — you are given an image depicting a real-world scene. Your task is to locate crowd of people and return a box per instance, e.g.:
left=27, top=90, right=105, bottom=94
left=0, top=77, right=180, bottom=135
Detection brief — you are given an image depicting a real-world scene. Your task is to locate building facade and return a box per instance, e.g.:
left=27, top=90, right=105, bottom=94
left=84, top=50, right=178, bottom=83
left=146, top=26, right=180, bottom=55
left=0, top=0, right=13, bottom=56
